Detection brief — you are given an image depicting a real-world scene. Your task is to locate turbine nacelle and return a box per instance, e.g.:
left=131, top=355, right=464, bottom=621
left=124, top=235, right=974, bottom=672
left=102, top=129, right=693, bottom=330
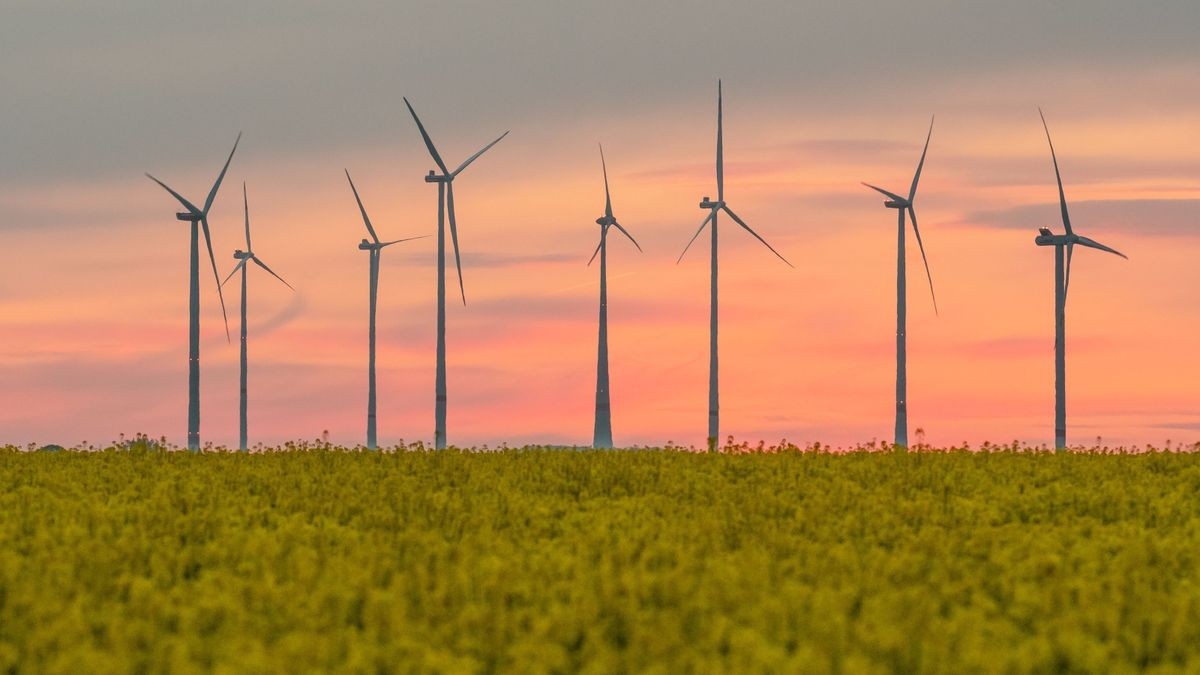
left=1036, top=229, right=1076, bottom=246
left=699, top=197, right=725, bottom=210
left=424, top=170, right=451, bottom=184
left=232, top=249, right=252, bottom=260
left=358, top=238, right=376, bottom=251
left=1035, top=227, right=1063, bottom=246
left=595, top=216, right=614, bottom=227
left=176, top=212, right=202, bottom=222
left=883, top=198, right=911, bottom=210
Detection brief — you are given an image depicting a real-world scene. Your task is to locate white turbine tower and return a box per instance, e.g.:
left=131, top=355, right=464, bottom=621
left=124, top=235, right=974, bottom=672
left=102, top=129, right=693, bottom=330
left=345, top=170, right=428, bottom=450
left=1034, top=109, right=1127, bottom=451
left=222, top=183, right=293, bottom=452
left=678, top=81, right=793, bottom=453
left=146, top=133, right=239, bottom=451
left=589, top=145, right=641, bottom=449
left=403, top=97, right=508, bottom=450
left=862, top=117, right=937, bottom=450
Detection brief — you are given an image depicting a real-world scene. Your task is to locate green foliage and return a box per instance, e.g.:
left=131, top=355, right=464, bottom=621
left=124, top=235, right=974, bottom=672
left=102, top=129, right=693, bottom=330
left=2, top=448, right=1199, bottom=673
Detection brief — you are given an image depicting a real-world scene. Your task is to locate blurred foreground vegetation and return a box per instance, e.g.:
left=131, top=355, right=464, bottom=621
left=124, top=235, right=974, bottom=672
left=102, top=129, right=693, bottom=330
left=2, top=445, right=1200, bottom=673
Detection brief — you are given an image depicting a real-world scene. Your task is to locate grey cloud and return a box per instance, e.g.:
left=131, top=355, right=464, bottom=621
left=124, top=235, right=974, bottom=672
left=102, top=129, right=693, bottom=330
left=967, top=199, right=1200, bottom=236
left=4, top=1, right=1200, bottom=183
left=0, top=196, right=147, bottom=231
left=249, top=293, right=307, bottom=337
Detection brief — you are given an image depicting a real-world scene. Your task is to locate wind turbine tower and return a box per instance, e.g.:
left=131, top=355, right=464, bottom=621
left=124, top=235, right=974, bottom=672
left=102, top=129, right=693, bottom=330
left=862, top=118, right=938, bottom=450
left=589, top=145, right=641, bottom=449
left=404, top=97, right=508, bottom=450
left=345, top=170, right=428, bottom=450
left=678, top=81, right=793, bottom=453
left=223, top=183, right=293, bottom=452
left=146, top=133, right=240, bottom=451
left=1034, top=109, right=1127, bottom=451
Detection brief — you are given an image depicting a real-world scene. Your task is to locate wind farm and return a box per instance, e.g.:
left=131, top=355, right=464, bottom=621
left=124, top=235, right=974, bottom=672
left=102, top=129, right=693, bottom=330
left=4, top=2, right=1200, bottom=670
left=9, top=90, right=1180, bottom=453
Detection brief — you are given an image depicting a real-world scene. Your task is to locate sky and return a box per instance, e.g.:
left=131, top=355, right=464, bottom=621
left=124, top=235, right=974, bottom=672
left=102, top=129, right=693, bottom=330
left=1, top=1, right=1198, bottom=449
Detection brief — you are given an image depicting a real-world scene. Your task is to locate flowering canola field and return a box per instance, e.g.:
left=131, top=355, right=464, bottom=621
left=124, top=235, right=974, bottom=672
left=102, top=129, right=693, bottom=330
left=2, top=447, right=1199, bottom=673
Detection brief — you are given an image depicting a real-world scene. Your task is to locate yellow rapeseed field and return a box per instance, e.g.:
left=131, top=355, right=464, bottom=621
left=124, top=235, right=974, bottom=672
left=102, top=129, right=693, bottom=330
left=2, top=446, right=1199, bottom=673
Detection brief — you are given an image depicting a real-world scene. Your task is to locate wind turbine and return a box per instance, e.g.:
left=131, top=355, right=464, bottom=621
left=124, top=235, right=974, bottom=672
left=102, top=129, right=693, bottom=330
left=221, top=183, right=293, bottom=452
left=345, top=170, right=428, bottom=450
left=862, top=117, right=937, bottom=450
left=403, top=97, right=508, bottom=450
left=589, top=145, right=642, bottom=449
left=1034, top=109, right=1127, bottom=451
left=146, top=133, right=240, bottom=451
left=678, top=81, right=793, bottom=453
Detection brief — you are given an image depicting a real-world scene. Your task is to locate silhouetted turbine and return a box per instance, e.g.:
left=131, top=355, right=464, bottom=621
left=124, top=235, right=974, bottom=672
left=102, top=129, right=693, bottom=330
left=1034, top=109, right=1128, bottom=451
left=404, top=97, right=508, bottom=450
left=862, top=117, right=938, bottom=450
left=146, top=133, right=240, bottom=451
left=589, top=144, right=642, bottom=449
left=678, top=81, right=793, bottom=453
left=346, top=170, right=428, bottom=450
left=221, top=183, right=293, bottom=452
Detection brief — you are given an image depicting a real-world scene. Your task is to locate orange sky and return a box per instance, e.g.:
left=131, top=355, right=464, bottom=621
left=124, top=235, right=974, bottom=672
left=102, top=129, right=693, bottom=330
left=1, top=19, right=1199, bottom=448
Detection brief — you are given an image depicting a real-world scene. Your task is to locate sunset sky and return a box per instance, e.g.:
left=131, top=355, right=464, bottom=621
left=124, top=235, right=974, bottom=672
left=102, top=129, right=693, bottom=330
left=1, top=1, right=1197, bottom=449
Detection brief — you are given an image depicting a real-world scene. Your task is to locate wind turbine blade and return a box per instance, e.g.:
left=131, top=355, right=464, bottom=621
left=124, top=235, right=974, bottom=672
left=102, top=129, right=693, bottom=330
left=611, top=220, right=642, bottom=252
left=600, top=143, right=613, bottom=219
left=1064, top=240, right=1074, bottom=303
left=242, top=182, right=252, bottom=250
left=1075, top=235, right=1128, bottom=259
left=908, top=207, right=939, bottom=315
left=451, top=131, right=509, bottom=177
left=146, top=174, right=201, bottom=214
left=252, top=256, right=294, bottom=291
left=908, top=115, right=934, bottom=202
left=221, top=258, right=249, bottom=287
left=587, top=239, right=603, bottom=266
left=716, top=79, right=724, bottom=202
left=344, top=170, right=380, bottom=243
left=203, top=132, right=241, bottom=216
left=403, top=97, right=450, bottom=175
left=446, top=183, right=466, bottom=305
left=379, top=235, right=431, bottom=248
left=201, top=217, right=231, bottom=341
left=1038, top=108, right=1073, bottom=236
left=722, top=205, right=793, bottom=267
left=862, top=182, right=905, bottom=203
left=677, top=211, right=715, bottom=263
